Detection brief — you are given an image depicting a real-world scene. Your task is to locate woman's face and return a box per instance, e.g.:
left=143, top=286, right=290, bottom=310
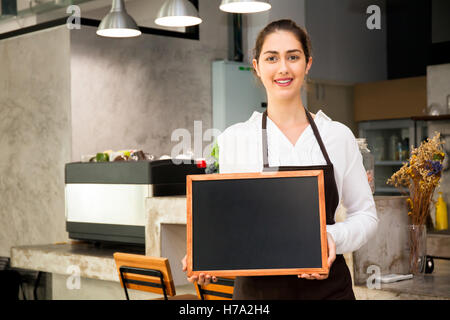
left=253, top=30, right=312, bottom=101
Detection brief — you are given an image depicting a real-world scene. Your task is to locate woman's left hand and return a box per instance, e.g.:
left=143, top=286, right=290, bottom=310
left=298, top=232, right=336, bottom=280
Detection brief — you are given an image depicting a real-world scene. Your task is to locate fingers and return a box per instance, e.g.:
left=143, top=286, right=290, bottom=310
left=182, top=255, right=217, bottom=284
left=298, top=233, right=336, bottom=280
left=197, top=273, right=219, bottom=285
left=181, top=255, right=187, bottom=272
left=201, top=273, right=211, bottom=286
left=298, top=273, right=329, bottom=280
left=312, top=273, right=329, bottom=280
left=327, top=233, right=336, bottom=268
left=187, top=275, right=198, bottom=283
left=187, top=273, right=218, bottom=285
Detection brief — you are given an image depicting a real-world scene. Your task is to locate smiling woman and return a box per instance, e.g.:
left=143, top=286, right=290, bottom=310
left=182, top=19, right=378, bottom=300
left=250, top=20, right=313, bottom=145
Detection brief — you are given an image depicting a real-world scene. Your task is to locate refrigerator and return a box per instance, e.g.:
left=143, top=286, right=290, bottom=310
left=212, top=60, right=267, bottom=132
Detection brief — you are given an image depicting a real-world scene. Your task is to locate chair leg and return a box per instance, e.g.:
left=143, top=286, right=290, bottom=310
left=160, top=274, right=168, bottom=300
left=119, top=269, right=130, bottom=300
left=20, top=278, right=27, bottom=300
left=33, top=271, right=42, bottom=300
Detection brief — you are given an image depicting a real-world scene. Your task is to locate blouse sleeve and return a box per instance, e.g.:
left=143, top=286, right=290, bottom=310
left=326, top=128, right=379, bottom=254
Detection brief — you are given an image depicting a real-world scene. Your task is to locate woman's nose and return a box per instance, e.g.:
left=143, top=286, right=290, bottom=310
left=278, top=58, right=289, bottom=74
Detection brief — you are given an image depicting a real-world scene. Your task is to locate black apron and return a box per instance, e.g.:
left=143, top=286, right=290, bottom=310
left=232, top=108, right=355, bottom=300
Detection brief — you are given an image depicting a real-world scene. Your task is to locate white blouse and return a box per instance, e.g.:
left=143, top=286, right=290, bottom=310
left=217, top=110, right=378, bottom=255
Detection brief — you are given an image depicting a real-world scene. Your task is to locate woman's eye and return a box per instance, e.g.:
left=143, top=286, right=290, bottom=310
left=266, top=56, right=277, bottom=62
left=288, top=55, right=300, bottom=61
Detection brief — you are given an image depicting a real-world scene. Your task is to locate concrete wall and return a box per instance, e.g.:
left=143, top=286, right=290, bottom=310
left=0, top=26, right=72, bottom=257
left=70, top=0, right=228, bottom=161
left=0, top=0, right=228, bottom=258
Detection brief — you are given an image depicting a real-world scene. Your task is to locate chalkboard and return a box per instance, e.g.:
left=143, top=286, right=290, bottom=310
left=186, top=170, right=328, bottom=277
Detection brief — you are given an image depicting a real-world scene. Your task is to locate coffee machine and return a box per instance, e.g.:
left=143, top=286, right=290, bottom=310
left=65, top=159, right=205, bottom=245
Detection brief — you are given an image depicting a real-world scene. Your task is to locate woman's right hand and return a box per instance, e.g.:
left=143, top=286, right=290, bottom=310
left=181, top=254, right=217, bottom=285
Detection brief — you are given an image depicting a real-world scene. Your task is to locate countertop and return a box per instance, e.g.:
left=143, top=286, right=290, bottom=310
left=354, top=259, right=450, bottom=300
left=10, top=241, right=144, bottom=282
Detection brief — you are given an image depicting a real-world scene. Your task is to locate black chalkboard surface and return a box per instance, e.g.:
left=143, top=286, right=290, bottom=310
left=186, top=170, right=328, bottom=277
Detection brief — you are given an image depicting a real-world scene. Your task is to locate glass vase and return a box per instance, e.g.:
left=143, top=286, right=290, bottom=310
left=407, top=225, right=427, bottom=274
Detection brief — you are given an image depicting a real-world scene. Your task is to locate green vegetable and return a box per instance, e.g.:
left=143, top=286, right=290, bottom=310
left=96, top=153, right=109, bottom=162
left=211, top=140, right=219, bottom=159
left=211, top=140, right=219, bottom=169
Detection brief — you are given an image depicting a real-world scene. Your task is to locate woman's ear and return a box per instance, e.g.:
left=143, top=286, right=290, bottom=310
left=252, top=59, right=260, bottom=77
left=305, top=56, right=313, bottom=75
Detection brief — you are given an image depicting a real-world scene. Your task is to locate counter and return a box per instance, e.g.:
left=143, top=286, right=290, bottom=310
left=353, top=259, right=450, bottom=300
left=10, top=242, right=197, bottom=300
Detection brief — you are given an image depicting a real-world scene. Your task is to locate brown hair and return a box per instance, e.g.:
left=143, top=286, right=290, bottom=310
left=252, top=19, right=312, bottom=67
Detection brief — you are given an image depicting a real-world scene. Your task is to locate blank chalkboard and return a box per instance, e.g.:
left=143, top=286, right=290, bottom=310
left=186, top=170, right=328, bottom=277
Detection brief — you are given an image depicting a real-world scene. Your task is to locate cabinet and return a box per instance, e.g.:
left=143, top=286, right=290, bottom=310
left=358, top=118, right=428, bottom=195
left=354, top=76, right=426, bottom=122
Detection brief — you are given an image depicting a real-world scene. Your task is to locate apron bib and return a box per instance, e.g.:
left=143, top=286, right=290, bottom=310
left=232, top=108, right=355, bottom=300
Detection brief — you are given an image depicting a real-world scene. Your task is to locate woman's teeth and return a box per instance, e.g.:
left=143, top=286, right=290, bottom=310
left=275, top=79, right=292, bottom=84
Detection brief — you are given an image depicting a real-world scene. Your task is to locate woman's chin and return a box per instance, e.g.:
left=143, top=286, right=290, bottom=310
left=271, top=90, right=299, bottom=101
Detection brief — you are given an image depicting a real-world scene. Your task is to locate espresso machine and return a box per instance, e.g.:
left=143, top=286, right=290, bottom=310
left=65, top=159, right=205, bottom=245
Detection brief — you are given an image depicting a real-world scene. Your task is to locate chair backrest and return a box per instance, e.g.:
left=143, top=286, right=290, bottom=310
left=113, top=252, right=176, bottom=300
left=195, top=276, right=235, bottom=300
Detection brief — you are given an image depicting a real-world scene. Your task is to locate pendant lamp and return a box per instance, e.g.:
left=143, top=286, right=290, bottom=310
left=97, top=0, right=141, bottom=38
left=155, top=0, right=202, bottom=27
left=219, top=0, right=271, bottom=13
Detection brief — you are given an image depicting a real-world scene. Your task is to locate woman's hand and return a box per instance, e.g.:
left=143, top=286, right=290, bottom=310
left=181, top=254, right=217, bottom=285
left=298, top=232, right=336, bottom=280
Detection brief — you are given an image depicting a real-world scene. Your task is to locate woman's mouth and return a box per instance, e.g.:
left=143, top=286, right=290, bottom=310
left=274, top=78, right=293, bottom=87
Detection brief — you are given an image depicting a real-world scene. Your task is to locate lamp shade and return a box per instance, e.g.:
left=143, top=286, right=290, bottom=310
left=155, top=0, right=202, bottom=27
left=97, top=0, right=141, bottom=38
left=219, top=0, right=271, bottom=13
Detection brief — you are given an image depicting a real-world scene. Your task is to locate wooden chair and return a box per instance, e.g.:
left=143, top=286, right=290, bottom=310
left=195, top=276, right=235, bottom=300
left=113, top=252, right=198, bottom=300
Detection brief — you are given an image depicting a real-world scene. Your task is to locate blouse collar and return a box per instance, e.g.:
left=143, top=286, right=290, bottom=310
left=248, top=109, right=331, bottom=125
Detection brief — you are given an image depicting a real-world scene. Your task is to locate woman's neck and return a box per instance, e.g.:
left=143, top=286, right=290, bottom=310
left=266, top=95, right=308, bottom=128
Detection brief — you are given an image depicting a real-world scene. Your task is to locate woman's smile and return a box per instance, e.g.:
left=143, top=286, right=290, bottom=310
left=274, top=77, right=294, bottom=86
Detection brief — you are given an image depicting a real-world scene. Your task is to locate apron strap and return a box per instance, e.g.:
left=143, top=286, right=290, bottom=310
left=262, top=110, right=269, bottom=168
left=262, top=107, right=332, bottom=167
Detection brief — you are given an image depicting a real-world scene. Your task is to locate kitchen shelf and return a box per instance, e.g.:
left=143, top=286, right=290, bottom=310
left=375, top=160, right=407, bottom=166
left=411, top=114, right=450, bottom=121
left=375, top=187, right=403, bottom=194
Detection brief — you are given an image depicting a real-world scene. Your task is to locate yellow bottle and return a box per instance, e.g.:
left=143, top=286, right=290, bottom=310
left=435, top=192, right=448, bottom=230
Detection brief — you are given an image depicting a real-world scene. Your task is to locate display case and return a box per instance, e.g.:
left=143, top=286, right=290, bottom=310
left=358, top=118, right=428, bottom=195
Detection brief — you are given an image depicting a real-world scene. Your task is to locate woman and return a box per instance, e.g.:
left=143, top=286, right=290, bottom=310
left=182, top=19, right=378, bottom=300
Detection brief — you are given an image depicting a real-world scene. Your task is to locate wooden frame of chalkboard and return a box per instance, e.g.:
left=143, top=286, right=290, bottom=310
left=186, top=170, right=328, bottom=277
